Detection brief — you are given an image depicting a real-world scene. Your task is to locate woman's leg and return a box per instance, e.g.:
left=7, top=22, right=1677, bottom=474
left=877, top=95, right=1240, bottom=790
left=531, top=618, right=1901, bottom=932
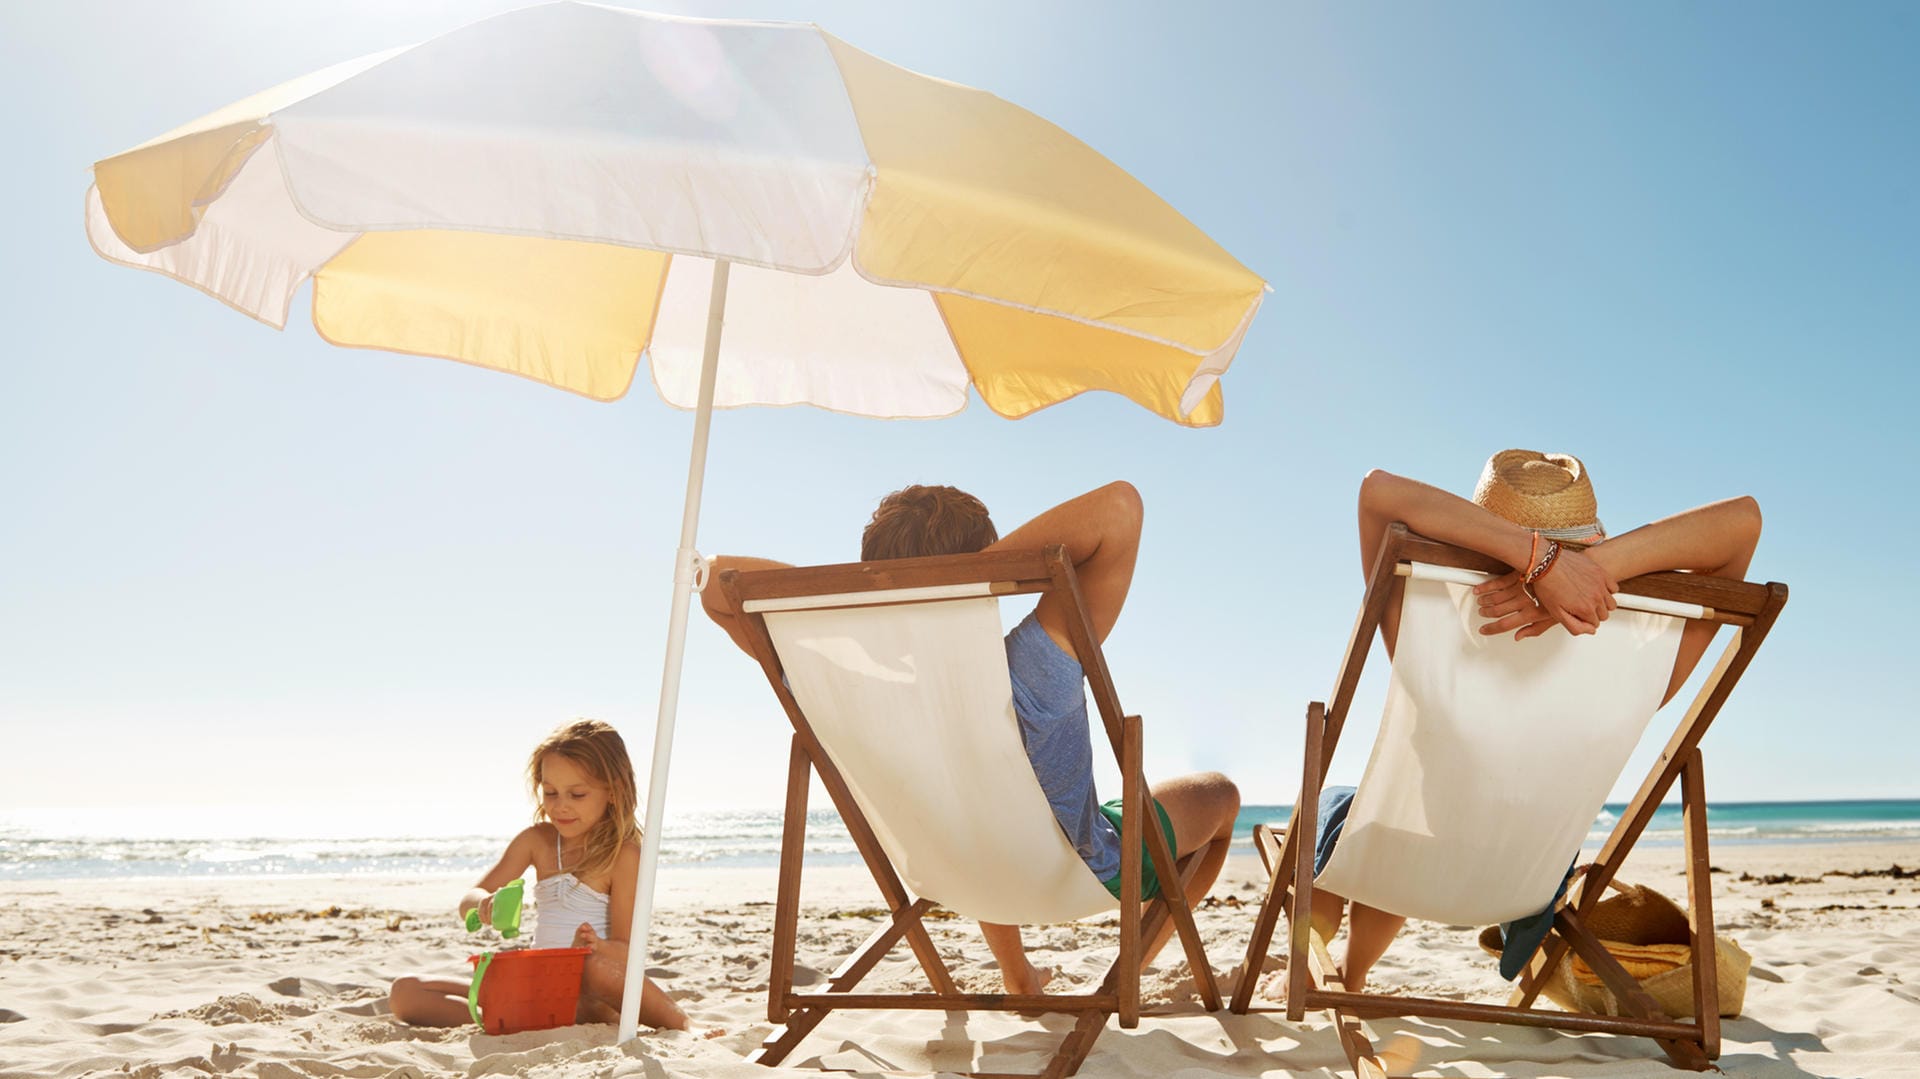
left=573, top=925, right=690, bottom=1030
left=387, top=976, right=475, bottom=1027
left=1339, top=903, right=1407, bottom=992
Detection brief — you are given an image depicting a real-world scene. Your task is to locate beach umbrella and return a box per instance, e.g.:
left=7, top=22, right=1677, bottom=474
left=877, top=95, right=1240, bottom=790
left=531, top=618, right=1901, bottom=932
left=85, top=2, right=1267, bottom=1041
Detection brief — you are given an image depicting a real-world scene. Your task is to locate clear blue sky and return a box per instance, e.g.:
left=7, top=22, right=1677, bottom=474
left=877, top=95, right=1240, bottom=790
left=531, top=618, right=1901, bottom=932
left=2, top=1, right=1914, bottom=839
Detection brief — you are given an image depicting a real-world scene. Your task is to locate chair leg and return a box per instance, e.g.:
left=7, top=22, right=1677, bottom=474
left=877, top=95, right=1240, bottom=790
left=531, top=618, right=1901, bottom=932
left=1132, top=725, right=1220, bottom=1011
left=1160, top=846, right=1223, bottom=1011
left=1287, top=701, right=1326, bottom=1023
left=751, top=899, right=936, bottom=1066
left=1556, top=908, right=1711, bottom=1071
left=769, top=736, right=808, bottom=1023
left=1118, top=715, right=1142, bottom=1028
left=1040, top=1007, right=1109, bottom=1079
left=1331, top=1007, right=1387, bottom=1079
left=1231, top=824, right=1294, bottom=1014
left=1681, top=749, right=1721, bottom=1058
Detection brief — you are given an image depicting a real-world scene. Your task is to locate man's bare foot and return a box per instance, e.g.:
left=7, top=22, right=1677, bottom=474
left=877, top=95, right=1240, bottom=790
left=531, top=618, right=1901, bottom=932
left=1002, top=962, right=1054, bottom=1017
left=1002, top=961, right=1053, bottom=996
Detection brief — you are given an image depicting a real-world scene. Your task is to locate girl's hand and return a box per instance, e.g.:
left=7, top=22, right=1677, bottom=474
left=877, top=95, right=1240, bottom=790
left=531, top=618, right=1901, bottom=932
left=476, top=892, right=495, bottom=927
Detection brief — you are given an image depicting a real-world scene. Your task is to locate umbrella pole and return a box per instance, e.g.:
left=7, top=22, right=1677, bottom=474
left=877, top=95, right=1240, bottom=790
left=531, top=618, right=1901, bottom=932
left=618, top=259, right=731, bottom=1042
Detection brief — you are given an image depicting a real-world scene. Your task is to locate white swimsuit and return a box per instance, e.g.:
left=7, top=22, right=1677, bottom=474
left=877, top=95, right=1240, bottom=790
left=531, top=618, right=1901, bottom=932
left=531, top=830, right=611, bottom=949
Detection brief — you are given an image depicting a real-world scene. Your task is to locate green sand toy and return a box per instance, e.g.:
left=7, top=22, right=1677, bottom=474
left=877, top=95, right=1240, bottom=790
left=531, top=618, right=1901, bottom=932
left=464, top=878, right=524, bottom=938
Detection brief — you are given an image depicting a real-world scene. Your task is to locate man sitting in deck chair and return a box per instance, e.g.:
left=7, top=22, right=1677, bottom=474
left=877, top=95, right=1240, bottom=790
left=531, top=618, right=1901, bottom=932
left=1315, top=449, right=1764, bottom=994
left=700, top=480, right=1240, bottom=995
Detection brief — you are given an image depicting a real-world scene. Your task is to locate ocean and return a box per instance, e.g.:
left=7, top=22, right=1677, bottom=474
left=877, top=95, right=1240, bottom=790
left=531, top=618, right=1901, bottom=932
left=4, top=800, right=1917, bottom=882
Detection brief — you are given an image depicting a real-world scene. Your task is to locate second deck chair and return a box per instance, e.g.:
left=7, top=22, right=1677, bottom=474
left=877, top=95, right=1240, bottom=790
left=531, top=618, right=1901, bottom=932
left=717, top=546, right=1222, bottom=1079
left=1231, top=525, right=1787, bottom=1077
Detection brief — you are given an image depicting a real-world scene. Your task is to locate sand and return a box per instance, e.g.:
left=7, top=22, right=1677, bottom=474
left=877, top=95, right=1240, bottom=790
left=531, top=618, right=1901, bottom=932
left=3, top=841, right=1918, bottom=1078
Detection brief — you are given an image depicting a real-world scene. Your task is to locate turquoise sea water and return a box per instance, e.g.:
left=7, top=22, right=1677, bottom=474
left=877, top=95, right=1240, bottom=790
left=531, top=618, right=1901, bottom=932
left=1234, top=799, right=1920, bottom=849
left=2, top=801, right=1917, bottom=882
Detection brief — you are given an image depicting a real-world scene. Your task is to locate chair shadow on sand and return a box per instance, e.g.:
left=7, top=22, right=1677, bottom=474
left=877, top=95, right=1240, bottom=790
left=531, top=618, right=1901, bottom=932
left=1207, top=994, right=1835, bottom=1078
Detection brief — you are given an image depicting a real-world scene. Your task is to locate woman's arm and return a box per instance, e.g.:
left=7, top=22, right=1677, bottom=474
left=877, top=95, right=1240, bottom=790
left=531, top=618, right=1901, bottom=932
left=1358, top=470, right=1618, bottom=641
left=699, top=555, right=795, bottom=655
left=1583, top=497, right=1762, bottom=582
left=1591, top=497, right=1762, bottom=701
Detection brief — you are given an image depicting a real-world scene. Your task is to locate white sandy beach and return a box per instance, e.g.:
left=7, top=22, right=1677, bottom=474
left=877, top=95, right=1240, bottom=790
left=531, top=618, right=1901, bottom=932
left=3, top=841, right=1918, bottom=1079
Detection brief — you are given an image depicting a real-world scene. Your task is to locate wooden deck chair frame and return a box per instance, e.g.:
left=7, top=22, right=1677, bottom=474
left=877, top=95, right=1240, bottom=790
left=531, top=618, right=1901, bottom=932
left=1229, top=524, right=1788, bottom=1077
left=718, top=545, right=1223, bottom=1079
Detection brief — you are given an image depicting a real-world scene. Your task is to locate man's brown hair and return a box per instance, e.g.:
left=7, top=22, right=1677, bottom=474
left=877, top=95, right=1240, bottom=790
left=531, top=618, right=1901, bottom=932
left=861, top=485, right=998, bottom=561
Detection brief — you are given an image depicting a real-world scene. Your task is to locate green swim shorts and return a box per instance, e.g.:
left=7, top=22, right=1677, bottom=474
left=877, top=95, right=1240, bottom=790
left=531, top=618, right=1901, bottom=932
left=1096, top=797, right=1177, bottom=901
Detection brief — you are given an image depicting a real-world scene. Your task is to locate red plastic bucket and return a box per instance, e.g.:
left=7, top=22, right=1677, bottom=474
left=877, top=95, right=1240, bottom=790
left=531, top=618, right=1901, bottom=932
left=466, top=946, right=591, bottom=1034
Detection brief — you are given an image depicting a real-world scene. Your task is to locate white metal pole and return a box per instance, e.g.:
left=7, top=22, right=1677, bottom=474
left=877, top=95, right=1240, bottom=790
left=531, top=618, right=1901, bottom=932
left=617, top=259, right=730, bottom=1042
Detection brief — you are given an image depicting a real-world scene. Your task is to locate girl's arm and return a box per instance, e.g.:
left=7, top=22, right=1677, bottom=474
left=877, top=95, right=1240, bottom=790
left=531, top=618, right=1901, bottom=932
left=700, top=555, right=795, bottom=655
left=461, top=826, right=540, bottom=923
left=603, top=841, right=643, bottom=943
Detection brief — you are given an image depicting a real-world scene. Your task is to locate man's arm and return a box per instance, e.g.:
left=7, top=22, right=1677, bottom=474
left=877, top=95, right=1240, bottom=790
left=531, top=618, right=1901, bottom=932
left=699, top=555, right=794, bottom=656
left=983, top=481, right=1142, bottom=661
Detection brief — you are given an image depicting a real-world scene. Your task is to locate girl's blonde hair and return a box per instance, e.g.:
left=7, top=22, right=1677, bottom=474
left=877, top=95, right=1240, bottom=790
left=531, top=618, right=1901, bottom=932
left=527, top=719, right=641, bottom=884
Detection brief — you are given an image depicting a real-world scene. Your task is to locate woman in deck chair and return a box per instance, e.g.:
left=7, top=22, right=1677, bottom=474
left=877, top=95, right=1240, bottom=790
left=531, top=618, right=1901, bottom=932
left=1314, top=449, right=1763, bottom=993
left=700, top=481, right=1241, bottom=996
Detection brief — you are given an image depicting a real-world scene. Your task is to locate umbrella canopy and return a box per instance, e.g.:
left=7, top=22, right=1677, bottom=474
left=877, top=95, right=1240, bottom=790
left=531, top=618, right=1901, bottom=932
left=87, top=2, right=1265, bottom=425
left=85, top=1, right=1268, bottom=1044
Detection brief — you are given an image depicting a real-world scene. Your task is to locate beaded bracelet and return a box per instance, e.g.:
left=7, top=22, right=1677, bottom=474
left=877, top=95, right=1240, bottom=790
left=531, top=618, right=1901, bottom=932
left=1524, top=539, right=1561, bottom=584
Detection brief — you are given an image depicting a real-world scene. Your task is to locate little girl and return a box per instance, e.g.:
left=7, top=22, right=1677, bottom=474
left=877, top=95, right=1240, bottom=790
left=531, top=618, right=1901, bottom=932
left=388, top=719, right=689, bottom=1031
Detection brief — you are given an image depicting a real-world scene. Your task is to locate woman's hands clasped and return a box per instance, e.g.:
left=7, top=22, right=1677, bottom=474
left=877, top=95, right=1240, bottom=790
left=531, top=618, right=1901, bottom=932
left=1472, top=546, right=1618, bottom=639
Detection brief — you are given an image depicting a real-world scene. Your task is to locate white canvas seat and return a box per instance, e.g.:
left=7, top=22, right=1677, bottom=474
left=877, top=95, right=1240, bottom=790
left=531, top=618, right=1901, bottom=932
left=1313, top=565, right=1684, bottom=926
left=762, top=594, right=1119, bottom=925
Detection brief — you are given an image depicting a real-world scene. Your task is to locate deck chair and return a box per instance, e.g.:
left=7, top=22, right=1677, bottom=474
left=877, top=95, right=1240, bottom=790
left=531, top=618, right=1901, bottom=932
left=1230, top=524, right=1788, bottom=1077
left=716, top=545, right=1222, bottom=1079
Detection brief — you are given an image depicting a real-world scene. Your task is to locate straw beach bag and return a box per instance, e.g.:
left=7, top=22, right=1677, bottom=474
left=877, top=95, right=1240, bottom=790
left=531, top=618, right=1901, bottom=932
left=1479, top=881, right=1751, bottom=1019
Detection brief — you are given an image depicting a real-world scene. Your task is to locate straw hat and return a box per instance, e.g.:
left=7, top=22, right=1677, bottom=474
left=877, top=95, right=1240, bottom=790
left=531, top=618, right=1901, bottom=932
left=1584, top=883, right=1692, bottom=945
left=1472, top=449, right=1606, bottom=542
